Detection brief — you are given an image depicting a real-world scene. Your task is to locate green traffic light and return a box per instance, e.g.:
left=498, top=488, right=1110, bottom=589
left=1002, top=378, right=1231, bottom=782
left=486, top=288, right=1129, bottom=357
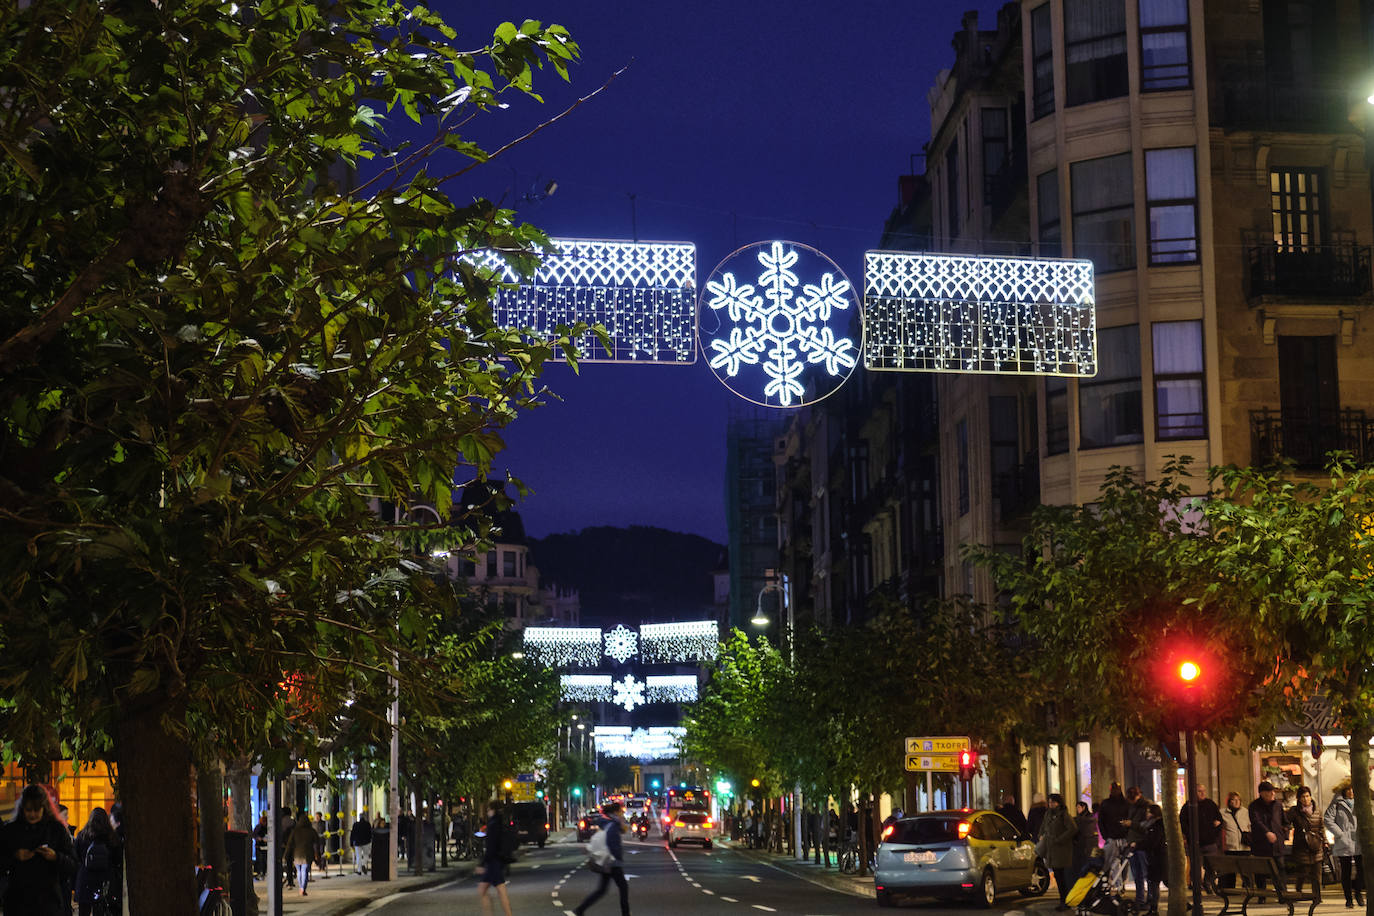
left=572, top=788, right=582, bottom=797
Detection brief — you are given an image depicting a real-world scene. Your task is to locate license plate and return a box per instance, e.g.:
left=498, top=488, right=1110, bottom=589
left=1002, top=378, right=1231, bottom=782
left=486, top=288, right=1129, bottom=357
left=904, top=851, right=937, bottom=864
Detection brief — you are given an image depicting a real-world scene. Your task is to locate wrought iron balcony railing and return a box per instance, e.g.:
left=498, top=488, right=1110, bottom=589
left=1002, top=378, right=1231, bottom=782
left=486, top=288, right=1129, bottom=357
left=1245, top=241, right=1373, bottom=300
left=1250, top=407, right=1374, bottom=468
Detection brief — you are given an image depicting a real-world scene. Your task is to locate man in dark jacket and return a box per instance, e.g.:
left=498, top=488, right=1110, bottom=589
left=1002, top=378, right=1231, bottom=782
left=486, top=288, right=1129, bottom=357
left=573, top=802, right=630, bottom=915
left=997, top=794, right=1031, bottom=835
left=1248, top=781, right=1288, bottom=892
left=350, top=811, right=373, bottom=874
left=1097, top=783, right=1131, bottom=891
left=1180, top=784, right=1224, bottom=893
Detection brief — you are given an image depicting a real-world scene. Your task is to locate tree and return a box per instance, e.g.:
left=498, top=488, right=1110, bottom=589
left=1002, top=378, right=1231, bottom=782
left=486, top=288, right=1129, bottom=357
left=1204, top=457, right=1374, bottom=914
left=0, top=1, right=583, bottom=909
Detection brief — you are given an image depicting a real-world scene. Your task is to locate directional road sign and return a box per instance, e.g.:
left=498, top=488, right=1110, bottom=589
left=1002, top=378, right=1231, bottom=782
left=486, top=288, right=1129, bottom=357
left=904, top=736, right=970, bottom=754
left=905, top=753, right=961, bottom=773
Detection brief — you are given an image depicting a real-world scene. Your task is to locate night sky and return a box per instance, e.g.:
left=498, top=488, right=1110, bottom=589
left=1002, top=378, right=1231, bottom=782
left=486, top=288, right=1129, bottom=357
left=436, top=1, right=1007, bottom=542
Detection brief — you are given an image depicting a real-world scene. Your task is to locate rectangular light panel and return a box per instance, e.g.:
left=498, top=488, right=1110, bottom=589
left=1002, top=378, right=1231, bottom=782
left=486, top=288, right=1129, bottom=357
left=863, top=252, right=1097, bottom=376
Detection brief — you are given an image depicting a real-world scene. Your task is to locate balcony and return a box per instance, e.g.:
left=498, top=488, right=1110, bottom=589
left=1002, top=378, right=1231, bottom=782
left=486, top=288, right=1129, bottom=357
left=994, top=459, right=1041, bottom=524
left=1210, top=56, right=1349, bottom=132
left=1250, top=408, right=1374, bottom=468
left=1245, top=239, right=1373, bottom=302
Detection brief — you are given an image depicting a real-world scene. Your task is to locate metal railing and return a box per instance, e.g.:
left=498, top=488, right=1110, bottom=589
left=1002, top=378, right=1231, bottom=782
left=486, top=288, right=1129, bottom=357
left=1250, top=407, right=1374, bottom=468
left=1245, top=241, right=1373, bottom=300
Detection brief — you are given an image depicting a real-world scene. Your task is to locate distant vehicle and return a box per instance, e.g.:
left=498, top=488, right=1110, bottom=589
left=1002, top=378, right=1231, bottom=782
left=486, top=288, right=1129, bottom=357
left=873, top=810, right=1048, bottom=908
left=510, top=801, right=549, bottom=848
left=662, top=785, right=711, bottom=829
left=576, top=810, right=599, bottom=842
left=665, top=810, right=713, bottom=849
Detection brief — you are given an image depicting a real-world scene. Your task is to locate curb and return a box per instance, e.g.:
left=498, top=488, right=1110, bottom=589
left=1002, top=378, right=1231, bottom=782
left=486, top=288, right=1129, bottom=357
left=716, top=838, right=877, bottom=899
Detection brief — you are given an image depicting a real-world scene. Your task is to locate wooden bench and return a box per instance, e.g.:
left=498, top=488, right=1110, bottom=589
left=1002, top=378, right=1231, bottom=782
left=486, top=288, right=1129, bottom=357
left=1205, top=854, right=1319, bottom=916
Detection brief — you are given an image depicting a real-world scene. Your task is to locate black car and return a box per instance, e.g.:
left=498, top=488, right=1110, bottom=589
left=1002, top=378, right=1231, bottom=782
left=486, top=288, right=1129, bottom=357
left=576, top=810, right=600, bottom=842
left=511, top=801, right=549, bottom=848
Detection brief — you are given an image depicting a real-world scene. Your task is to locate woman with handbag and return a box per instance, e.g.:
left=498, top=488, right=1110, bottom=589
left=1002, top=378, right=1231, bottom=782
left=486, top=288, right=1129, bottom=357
left=1287, top=786, right=1326, bottom=896
left=1219, top=792, right=1251, bottom=890
left=1326, top=784, right=1364, bottom=908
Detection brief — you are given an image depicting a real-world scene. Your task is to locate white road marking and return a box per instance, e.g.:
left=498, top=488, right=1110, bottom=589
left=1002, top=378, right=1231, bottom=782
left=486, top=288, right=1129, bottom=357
left=722, top=896, right=739, bottom=902
left=742, top=875, right=762, bottom=882
left=752, top=906, right=777, bottom=912
left=702, top=888, right=716, bottom=895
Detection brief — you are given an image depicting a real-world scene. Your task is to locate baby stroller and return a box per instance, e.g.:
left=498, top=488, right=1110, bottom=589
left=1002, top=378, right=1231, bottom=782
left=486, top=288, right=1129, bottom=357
left=1069, top=854, right=1134, bottom=916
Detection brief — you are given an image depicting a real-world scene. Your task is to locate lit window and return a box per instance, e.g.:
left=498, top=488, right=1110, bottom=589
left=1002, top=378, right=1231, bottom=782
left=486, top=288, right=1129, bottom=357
left=1072, top=153, right=1134, bottom=274
left=1152, top=320, right=1205, bottom=440
left=1139, top=0, right=1190, bottom=91
left=1064, top=0, right=1128, bottom=107
left=1145, top=148, right=1198, bottom=264
left=1079, top=325, right=1143, bottom=449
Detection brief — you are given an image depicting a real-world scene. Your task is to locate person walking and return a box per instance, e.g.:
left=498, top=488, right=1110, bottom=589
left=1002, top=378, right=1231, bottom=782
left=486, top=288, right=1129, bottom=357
left=1139, top=805, right=1167, bottom=915
left=1180, top=783, right=1223, bottom=893
left=279, top=805, right=296, bottom=888
left=289, top=811, right=319, bottom=896
left=73, top=806, right=117, bottom=916
left=1097, top=783, right=1131, bottom=892
left=1123, top=787, right=1151, bottom=908
left=0, top=784, right=77, bottom=916
left=572, top=801, right=630, bottom=916
left=477, top=800, right=514, bottom=916
left=1041, top=793, right=1078, bottom=909
left=1072, top=800, right=1100, bottom=881
left=1248, top=781, right=1287, bottom=894
left=1287, top=785, right=1325, bottom=896
left=313, top=811, right=328, bottom=874
left=1219, top=791, right=1251, bottom=889
left=252, top=812, right=269, bottom=879
left=1326, top=784, right=1364, bottom=908
left=351, top=810, right=373, bottom=875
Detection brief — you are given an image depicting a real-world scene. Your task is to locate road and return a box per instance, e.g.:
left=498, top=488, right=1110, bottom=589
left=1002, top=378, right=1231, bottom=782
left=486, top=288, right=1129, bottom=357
left=366, top=833, right=1051, bottom=915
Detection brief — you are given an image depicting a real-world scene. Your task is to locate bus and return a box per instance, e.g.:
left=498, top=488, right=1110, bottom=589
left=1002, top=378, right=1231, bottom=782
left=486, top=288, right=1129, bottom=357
left=662, top=785, right=711, bottom=826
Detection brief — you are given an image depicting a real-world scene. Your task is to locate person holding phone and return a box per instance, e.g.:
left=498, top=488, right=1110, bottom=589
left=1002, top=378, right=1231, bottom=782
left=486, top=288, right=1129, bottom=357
left=1, top=783, right=76, bottom=915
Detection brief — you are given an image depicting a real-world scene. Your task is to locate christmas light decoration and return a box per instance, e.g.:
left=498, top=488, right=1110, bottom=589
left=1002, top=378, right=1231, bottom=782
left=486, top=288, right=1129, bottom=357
left=639, top=620, right=719, bottom=663
left=603, top=624, right=639, bottom=663
left=594, top=726, right=685, bottom=760
left=560, top=674, right=613, bottom=702
left=862, top=252, right=1097, bottom=376
left=472, top=239, right=697, bottom=363
left=612, top=673, right=646, bottom=711
left=645, top=675, right=698, bottom=703
left=701, top=241, right=860, bottom=407
left=522, top=627, right=602, bottom=668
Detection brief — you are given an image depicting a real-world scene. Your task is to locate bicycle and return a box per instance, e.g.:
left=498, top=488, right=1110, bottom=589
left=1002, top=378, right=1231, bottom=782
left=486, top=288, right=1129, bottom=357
left=196, top=865, right=232, bottom=916
left=838, top=834, right=861, bottom=875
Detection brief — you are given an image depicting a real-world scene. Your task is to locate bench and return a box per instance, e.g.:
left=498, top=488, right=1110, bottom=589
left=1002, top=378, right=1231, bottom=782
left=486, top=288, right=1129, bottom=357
left=1206, top=854, right=1319, bottom=916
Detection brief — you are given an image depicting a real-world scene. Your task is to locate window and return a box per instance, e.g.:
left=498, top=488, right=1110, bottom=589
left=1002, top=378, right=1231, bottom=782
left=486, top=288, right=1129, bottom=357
left=990, top=396, right=1018, bottom=484
left=1031, top=4, right=1055, bottom=118
left=502, top=550, right=516, bottom=577
left=1072, top=153, right=1134, bottom=273
left=1064, top=0, right=1128, bottom=106
left=1037, top=169, right=1061, bottom=258
left=1080, top=325, right=1143, bottom=448
left=485, top=550, right=496, bottom=577
left=1271, top=169, right=1324, bottom=251
left=1046, top=377, right=1069, bottom=455
left=1153, top=320, right=1205, bottom=439
left=1140, top=0, right=1190, bottom=90
left=981, top=108, right=1008, bottom=199
left=1145, top=148, right=1198, bottom=264
left=956, top=418, right=969, bottom=516
left=946, top=139, right=961, bottom=239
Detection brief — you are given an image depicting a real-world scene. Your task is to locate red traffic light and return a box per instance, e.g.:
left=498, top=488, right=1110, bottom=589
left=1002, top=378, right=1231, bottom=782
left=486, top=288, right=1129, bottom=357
left=1178, top=660, right=1201, bottom=683
left=959, top=749, right=976, bottom=767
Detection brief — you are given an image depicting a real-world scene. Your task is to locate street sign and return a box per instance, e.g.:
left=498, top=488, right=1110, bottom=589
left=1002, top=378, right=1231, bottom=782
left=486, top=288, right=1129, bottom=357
left=905, top=736, right=970, bottom=754
left=905, top=753, right=961, bottom=773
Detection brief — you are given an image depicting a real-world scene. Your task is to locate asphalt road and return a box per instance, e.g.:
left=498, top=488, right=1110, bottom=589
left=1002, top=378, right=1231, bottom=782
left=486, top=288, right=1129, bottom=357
left=366, top=833, right=1049, bottom=915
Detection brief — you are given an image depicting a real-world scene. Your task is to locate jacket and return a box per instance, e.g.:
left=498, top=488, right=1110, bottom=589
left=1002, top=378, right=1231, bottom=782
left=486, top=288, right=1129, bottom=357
left=1040, top=805, right=1078, bottom=869
left=1248, top=797, right=1287, bottom=857
left=1097, top=793, right=1130, bottom=840
left=1326, top=796, right=1358, bottom=858
left=289, top=817, right=318, bottom=864
left=1, top=816, right=77, bottom=916
left=350, top=818, right=373, bottom=847
left=1073, top=812, right=1100, bottom=873
left=1221, top=805, right=1251, bottom=852
left=1286, top=804, right=1324, bottom=865
left=1180, top=797, right=1223, bottom=848
left=599, top=816, right=625, bottom=865
left=997, top=803, right=1030, bottom=836
left=1141, top=817, right=1167, bottom=882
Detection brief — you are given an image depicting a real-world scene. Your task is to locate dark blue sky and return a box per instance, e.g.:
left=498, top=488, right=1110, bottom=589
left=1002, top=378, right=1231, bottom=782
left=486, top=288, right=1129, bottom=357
left=439, top=1, right=1006, bottom=542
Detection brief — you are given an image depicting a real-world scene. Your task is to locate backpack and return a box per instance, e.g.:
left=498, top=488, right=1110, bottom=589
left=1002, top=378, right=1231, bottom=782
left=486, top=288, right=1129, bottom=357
left=84, top=840, right=110, bottom=873
left=587, top=825, right=614, bottom=871
left=498, top=818, right=519, bottom=864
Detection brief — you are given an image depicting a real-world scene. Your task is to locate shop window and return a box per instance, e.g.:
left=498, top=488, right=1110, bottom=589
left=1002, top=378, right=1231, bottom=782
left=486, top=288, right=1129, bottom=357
left=1079, top=325, right=1143, bottom=449
left=1064, top=0, right=1128, bottom=107
left=1146, top=148, right=1198, bottom=264
left=1072, top=153, right=1134, bottom=274
left=1152, top=320, right=1205, bottom=440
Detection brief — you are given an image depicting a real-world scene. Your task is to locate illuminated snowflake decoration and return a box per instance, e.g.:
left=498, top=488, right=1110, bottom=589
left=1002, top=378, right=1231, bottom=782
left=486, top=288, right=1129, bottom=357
left=701, top=240, right=860, bottom=408
left=639, top=621, right=719, bottom=663
left=603, top=624, right=639, bottom=663
left=645, top=675, right=699, bottom=703
left=522, top=627, right=603, bottom=668
left=612, top=674, right=646, bottom=712
left=560, top=674, right=613, bottom=702
left=594, top=726, right=685, bottom=760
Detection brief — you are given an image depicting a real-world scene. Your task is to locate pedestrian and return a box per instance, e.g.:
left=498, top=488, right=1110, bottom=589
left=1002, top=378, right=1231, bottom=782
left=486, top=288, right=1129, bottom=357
left=1097, top=783, right=1131, bottom=892
left=1124, top=787, right=1150, bottom=908
left=73, top=806, right=117, bottom=916
left=1072, top=800, right=1100, bottom=881
left=1139, top=804, right=1167, bottom=915
left=1248, top=781, right=1287, bottom=893
left=1219, top=791, right=1251, bottom=888
left=1325, top=783, right=1364, bottom=908
left=313, top=811, right=328, bottom=872
left=252, top=812, right=269, bottom=878
left=289, top=811, right=318, bottom=896
left=279, top=805, right=296, bottom=888
left=476, top=800, right=514, bottom=916
left=572, top=801, right=630, bottom=916
left=1286, top=785, right=1325, bottom=896
left=106, top=802, right=125, bottom=915
left=398, top=809, right=412, bottom=865
left=1040, top=793, right=1078, bottom=909
left=0, top=783, right=77, bottom=915
left=998, top=793, right=1030, bottom=836
left=1027, top=792, right=1048, bottom=838
left=1180, top=783, right=1223, bottom=893
left=351, top=809, right=373, bottom=875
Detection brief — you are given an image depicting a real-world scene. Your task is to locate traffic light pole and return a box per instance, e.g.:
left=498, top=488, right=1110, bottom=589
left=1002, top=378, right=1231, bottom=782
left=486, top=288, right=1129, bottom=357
left=1186, top=727, right=1203, bottom=916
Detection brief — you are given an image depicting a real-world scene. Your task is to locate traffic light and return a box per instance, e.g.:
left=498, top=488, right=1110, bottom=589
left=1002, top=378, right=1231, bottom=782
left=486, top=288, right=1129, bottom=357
left=572, top=787, right=582, bottom=798
left=958, top=749, right=978, bottom=781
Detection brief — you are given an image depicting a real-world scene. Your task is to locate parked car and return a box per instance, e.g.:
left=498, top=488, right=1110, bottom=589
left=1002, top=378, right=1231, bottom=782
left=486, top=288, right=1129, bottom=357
left=510, top=801, right=549, bottom=848
left=873, top=809, right=1048, bottom=908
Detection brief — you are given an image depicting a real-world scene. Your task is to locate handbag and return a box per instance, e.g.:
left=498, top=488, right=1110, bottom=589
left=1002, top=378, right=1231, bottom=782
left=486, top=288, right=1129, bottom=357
left=1241, top=830, right=1251, bottom=847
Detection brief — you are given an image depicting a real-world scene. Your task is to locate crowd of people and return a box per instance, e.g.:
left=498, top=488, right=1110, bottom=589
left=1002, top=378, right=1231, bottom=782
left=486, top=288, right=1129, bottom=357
left=993, top=777, right=1367, bottom=913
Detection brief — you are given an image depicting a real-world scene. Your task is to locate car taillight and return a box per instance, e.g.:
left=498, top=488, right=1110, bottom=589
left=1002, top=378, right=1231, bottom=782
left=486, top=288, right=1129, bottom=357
left=704, top=819, right=714, bottom=828
left=545, top=823, right=550, bottom=829
left=957, top=821, right=971, bottom=839
left=674, top=820, right=685, bottom=827
left=881, top=824, right=894, bottom=841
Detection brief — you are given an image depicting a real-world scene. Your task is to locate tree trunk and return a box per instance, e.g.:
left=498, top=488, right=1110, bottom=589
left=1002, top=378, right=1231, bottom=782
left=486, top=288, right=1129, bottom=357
left=1349, top=722, right=1373, bottom=916
left=859, top=792, right=872, bottom=878
left=197, top=759, right=227, bottom=883
left=226, top=758, right=253, bottom=832
left=114, top=693, right=197, bottom=914
left=1162, top=767, right=1186, bottom=916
